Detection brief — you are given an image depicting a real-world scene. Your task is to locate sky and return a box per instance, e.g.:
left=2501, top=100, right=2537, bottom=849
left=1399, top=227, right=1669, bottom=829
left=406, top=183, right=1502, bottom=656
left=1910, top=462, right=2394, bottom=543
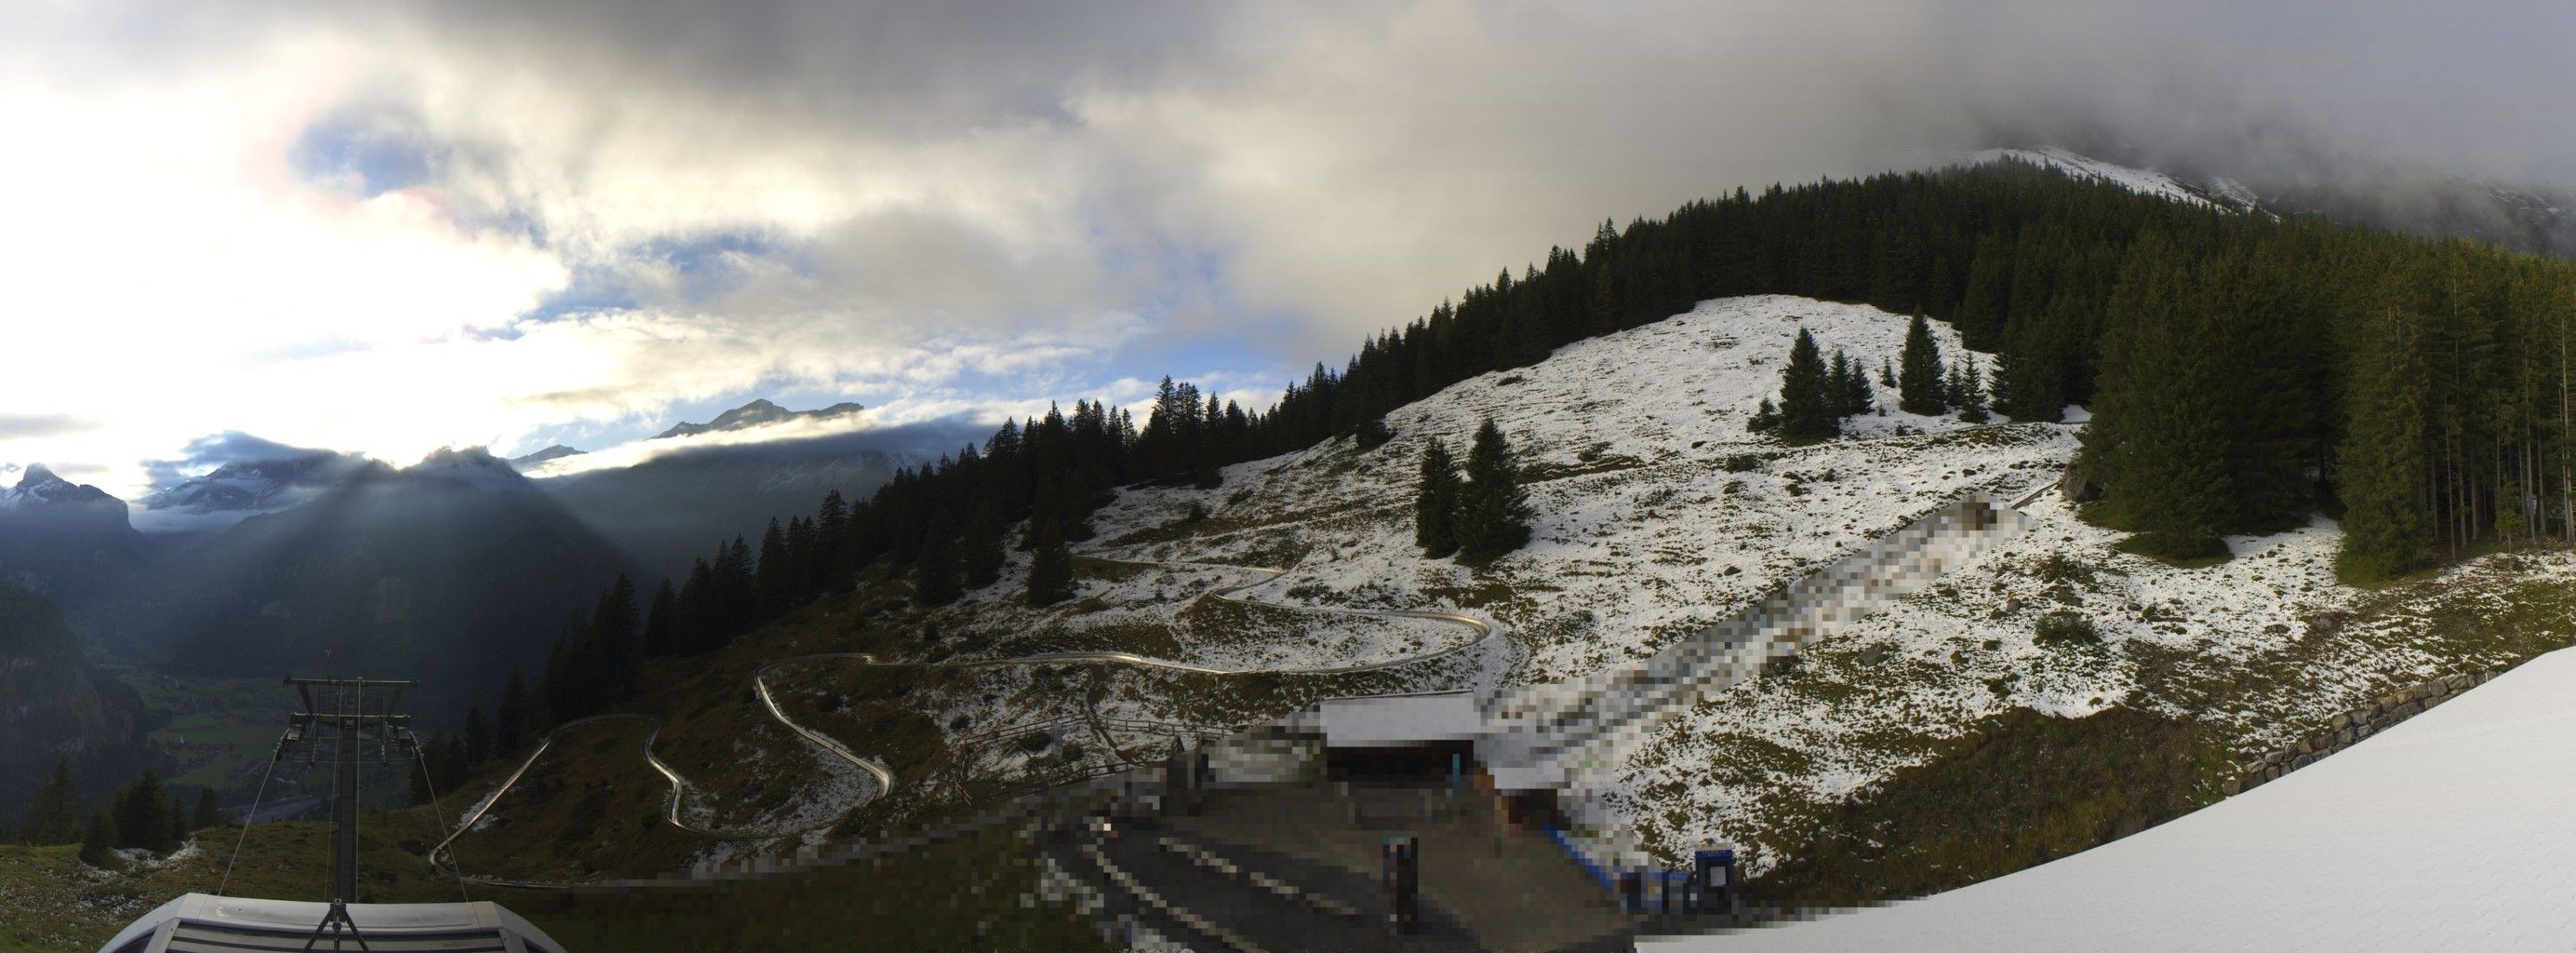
left=4, top=1, right=2574, bottom=500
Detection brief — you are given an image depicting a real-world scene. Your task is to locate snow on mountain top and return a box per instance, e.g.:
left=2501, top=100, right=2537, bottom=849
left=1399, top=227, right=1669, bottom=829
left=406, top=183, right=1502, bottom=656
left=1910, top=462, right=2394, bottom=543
left=1971, top=147, right=2227, bottom=210
left=505, top=445, right=586, bottom=472
left=0, top=463, right=111, bottom=511
left=1661, top=644, right=2576, bottom=952
left=140, top=452, right=364, bottom=515
left=653, top=398, right=865, bottom=440
left=408, top=447, right=535, bottom=493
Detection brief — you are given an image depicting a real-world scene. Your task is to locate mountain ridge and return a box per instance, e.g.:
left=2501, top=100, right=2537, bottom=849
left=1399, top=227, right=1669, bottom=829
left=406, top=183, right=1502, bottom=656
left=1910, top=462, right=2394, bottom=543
left=651, top=398, right=865, bottom=441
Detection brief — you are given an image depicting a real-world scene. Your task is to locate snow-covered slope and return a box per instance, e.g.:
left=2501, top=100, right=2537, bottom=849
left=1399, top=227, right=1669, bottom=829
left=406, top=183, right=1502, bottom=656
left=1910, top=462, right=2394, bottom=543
left=1972, top=147, right=2233, bottom=210
left=1658, top=644, right=2576, bottom=952
left=657, top=293, right=2576, bottom=895
left=1085, top=295, right=2072, bottom=684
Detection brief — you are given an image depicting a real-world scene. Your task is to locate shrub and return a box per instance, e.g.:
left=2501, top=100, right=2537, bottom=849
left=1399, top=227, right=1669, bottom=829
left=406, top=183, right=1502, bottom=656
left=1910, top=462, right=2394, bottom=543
left=2118, top=530, right=2227, bottom=563
left=2032, top=554, right=2094, bottom=584
left=1724, top=454, right=1764, bottom=473
left=2034, top=611, right=2100, bottom=647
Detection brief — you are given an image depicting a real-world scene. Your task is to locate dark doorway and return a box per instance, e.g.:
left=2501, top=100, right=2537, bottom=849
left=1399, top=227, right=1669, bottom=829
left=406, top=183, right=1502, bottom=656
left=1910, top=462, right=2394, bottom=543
left=1323, top=741, right=1479, bottom=784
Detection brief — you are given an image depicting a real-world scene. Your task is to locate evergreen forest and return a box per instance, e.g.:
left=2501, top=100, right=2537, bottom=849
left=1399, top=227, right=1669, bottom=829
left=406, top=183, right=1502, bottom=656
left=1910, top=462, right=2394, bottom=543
left=497, top=155, right=2576, bottom=742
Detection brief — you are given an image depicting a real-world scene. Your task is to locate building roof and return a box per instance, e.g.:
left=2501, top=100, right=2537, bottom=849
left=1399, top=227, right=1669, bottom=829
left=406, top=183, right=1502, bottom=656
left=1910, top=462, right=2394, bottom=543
left=97, top=893, right=565, bottom=953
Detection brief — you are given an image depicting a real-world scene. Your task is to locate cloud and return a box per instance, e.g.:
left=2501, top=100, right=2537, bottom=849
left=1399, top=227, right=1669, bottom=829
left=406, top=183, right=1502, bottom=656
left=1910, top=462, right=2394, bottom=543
left=0, top=414, right=89, bottom=439
left=8, top=1, right=2575, bottom=497
left=136, top=432, right=353, bottom=492
left=525, top=408, right=993, bottom=479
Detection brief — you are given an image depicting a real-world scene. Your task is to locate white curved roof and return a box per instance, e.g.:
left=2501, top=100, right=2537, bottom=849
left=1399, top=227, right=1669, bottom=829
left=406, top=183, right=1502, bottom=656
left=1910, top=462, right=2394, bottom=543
left=97, top=893, right=566, bottom=953
left=1648, top=647, right=2576, bottom=952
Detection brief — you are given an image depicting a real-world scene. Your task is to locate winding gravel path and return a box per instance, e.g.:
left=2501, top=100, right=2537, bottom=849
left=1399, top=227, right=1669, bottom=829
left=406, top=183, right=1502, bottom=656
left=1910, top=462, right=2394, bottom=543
left=428, top=557, right=1503, bottom=878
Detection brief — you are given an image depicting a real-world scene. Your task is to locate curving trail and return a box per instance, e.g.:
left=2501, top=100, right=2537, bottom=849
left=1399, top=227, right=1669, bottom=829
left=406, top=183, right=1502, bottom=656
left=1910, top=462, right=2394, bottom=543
left=429, top=558, right=1503, bottom=878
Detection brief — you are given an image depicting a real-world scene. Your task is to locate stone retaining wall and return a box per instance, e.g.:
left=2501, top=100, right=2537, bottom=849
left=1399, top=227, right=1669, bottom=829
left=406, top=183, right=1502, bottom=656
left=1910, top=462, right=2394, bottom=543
left=2225, top=664, right=2515, bottom=797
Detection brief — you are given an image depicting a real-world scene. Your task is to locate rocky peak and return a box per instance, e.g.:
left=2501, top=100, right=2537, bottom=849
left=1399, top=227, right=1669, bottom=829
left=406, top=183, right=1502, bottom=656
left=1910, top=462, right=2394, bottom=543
left=652, top=397, right=865, bottom=440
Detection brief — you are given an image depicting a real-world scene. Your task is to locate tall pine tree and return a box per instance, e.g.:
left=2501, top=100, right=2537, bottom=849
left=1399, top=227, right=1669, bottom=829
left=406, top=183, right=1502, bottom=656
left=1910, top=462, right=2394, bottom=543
left=1414, top=438, right=1462, bottom=558
left=960, top=503, right=1006, bottom=590
left=1899, top=311, right=1949, bottom=415
left=1024, top=523, right=1075, bottom=607
left=913, top=507, right=965, bottom=607
left=20, top=759, right=77, bottom=844
left=1953, top=355, right=1991, bottom=423
left=1453, top=418, right=1534, bottom=563
left=2336, top=269, right=2436, bottom=582
left=192, top=788, right=219, bottom=831
left=2082, top=239, right=2233, bottom=558
left=1778, top=328, right=1839, bottom=441
left=78, top=810, right=113, bottom=867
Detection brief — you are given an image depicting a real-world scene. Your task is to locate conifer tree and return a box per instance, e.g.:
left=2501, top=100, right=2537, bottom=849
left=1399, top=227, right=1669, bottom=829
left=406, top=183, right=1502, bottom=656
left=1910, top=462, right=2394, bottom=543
left=1831, top=348, right=1874, bottom=417
left=111, top=767, right=172, bottom=852
left=494, top=673, right=530, bottom=756
left=913, top=507, right=965, bottom=607
left=755, top=519, right=793, bottom=615
left=593, top=574, right=637, bottom=698
left=960, top=503, right=1006, bottom=590
left=1024, top=523, right=1075, bottom=607
left=1453, top=418, right=1534, bottom=563
left=1747, top=397, right=1780, bottom=434
left=1777, top=328, right=1839, bottom=441
left=1991, top=312, right=2066, bottom=423
left=1414, top=438, right=1462, bottom=558
left=2335, top=277, right=2435, bottom=582
left=2082, top=240, right=2232, bottom=558
left=1829, top=350, right=1855, bottom=416
left=816, top=490, right=852, bottom=584
left=1899, top=312, right=1949, bottom=415
left=463, top=707, right=491, bottom=767
left=167, top=794, right=188, bottom=844
left=78, top=810, right=113, bottom=867
left=1954, top=355, right=1991, bottom=423
left=193, top=788, right=219, bottom=832
left=641, top=581, right=676, bottom=657
left=21, top=759, right=78, bottom=845
left=1878, top=357, right=1897, bottom=387
left=1955, top=235, right=2012, bottom=350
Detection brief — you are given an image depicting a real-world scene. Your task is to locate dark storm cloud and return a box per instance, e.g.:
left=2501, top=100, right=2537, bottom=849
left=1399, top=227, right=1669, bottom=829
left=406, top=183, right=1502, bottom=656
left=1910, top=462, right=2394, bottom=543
left=368, top=0, right=1235, bottom=131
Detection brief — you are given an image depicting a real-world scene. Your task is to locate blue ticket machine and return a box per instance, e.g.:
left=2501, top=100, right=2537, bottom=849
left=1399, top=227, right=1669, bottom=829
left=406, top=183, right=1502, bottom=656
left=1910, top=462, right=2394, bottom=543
left=1693, top=849, right=1737, bottom=915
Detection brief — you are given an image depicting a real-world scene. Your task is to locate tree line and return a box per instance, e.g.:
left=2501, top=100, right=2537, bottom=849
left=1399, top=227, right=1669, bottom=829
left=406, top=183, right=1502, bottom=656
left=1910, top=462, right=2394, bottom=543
left=455, top=155, right=2576, bottom=776
left=20, top=760, right=218, bottom=866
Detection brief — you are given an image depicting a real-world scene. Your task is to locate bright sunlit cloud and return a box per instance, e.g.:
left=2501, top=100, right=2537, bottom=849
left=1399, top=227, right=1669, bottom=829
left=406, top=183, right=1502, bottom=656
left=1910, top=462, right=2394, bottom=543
left=6, top=1, right=2575, bottom=498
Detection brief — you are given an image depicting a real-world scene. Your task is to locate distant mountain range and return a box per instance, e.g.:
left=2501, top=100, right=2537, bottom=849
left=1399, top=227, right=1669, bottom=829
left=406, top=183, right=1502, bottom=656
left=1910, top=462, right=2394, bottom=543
left=0, top=398, right=914, bottom=714
left=650, top=398, right=864, bottom=440
left=505, top=445, right=585, bottom=470
left=533, top=428, right=907, bottom=582
left=1984, top=142, right=2576, bottom=258
left=78, top=448, right=636, bottom=718
left=0, top=465, right=149, bottom=601
left=113, top=398, right=902, bottom=572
